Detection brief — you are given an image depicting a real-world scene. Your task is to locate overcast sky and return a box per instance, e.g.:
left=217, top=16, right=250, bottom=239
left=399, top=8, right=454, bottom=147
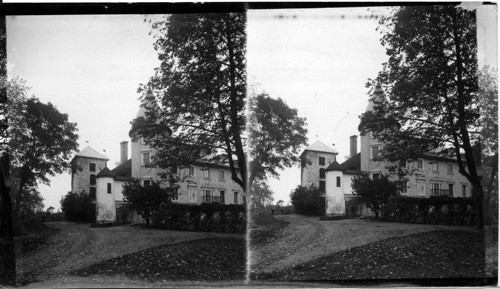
left=7, top=5, right=497, bottom=209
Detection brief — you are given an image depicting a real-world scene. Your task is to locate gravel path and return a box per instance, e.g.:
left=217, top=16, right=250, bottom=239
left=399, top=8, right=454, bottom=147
left=251, top=215, right=477, bottom=274
left=20, top=221, right=244, bottom=282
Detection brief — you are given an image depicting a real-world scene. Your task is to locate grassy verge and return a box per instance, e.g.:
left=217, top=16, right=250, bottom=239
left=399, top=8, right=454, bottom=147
left=250, top=212, right=289, bottom=246
left=72, top=237, right=245, bottom=282
left=255, top=230, right=486, bottom=281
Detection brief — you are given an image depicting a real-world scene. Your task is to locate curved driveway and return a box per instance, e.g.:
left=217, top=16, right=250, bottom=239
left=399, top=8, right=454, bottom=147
left=251, top=214, right=476, bottom=274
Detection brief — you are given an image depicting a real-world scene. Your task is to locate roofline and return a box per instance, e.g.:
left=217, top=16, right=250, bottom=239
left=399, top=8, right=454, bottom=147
left=300, top=149, right=339, bottom=156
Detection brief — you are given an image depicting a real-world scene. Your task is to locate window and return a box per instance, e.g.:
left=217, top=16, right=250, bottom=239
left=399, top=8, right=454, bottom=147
left=220, top=190, right=225, bottom=204
left=203, top=168, right=210, bottom=179
left=371, top=145, right=380, bottom=159
left=188, top=187, right=197, bottom=203
left=431, top=182, right=441, bottom=195
left=447, top=163, right=453, bottom=175
left=319, top=168, right=325, bottom=179
left=90, top=174, right=96, bottom=185
left=202, top=188, right=214, bottom=203
left=400, top=181, right=408, bottom=194
left=142, top=151, right=151, bottom=166
left=143, top=179, right=151, bottom=187
left=89, top=163, right=96, bottom=172
left=234, top=191, right=239, bottom=204
left=417, top=160, right=424, bottom=169
left=448, top=183, right=454, bottom=197
left=417, top=180, right=426, bottom=196
left=336, top=176, right=341, bottom=187
left=319, top=181, right=325, bottom=192
left=319, top=157, right=325, bottom=166
left=219, top=170, right=225, bottom=181
left=107, top=183, right=112, bottom=194
left=372, top=173, right=380, bottom=180
left=89, top=187, right=96, bottom=199
left=188, top=167, right=194, bottom=176
left=431, top=162, right=439, bottom=172
left=462, top=184, right=467, bottom=197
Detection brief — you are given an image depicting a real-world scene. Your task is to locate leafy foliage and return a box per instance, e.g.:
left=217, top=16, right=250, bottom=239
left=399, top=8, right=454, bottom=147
left=290, top=185, right=324, bottom=216
left=60, top=191, right=94, bottom=223
left=132, top=13, right=247, bottom=190
left=7, top=79, right=78, bottom=233
left=250, top=180, right=274, bottom=210
left=361, top=5, right=483, bottom=225
left=351, top=173, right=400, bottom=219
left=152, top=203, right=246, bottom=232
left=248, top=92, right=308, bottom=185
left=122, top=179, right=175, bottom=226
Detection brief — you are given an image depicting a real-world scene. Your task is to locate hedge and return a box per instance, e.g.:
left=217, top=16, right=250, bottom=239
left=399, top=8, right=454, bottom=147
left=380, top=195, right=478, bottom=226
left=151, top=203, right=246, bottom=233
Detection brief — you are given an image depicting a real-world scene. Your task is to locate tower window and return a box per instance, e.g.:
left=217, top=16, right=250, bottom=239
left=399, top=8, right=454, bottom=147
left=90, top=174, right=96, bottom=185
left=336, top=176, right=341, bottom=187
left=319, top=168, right=325, bottom=178
left=371, top=145, right=380, bottom=159
left=107, top=183, right=112, bottom=194
left=142, top=151, right=151, bottom=166
left=89, top=163, right=96, bottom=172
left=319, top=157, right=325, bottom=166
left=319, top=181, right=325, bottom=192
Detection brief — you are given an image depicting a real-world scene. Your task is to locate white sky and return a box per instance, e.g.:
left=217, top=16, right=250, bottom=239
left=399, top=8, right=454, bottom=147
left=6, top=6, right=496, bottom=209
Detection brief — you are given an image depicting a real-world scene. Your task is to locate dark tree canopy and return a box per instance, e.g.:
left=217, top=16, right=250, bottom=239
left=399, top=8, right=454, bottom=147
left=8, top=78, right=79, bottom=233
left=122, top=179, right=176, bottom=226
left=359, top=6, right=483, bottom=223
left=248, top=93, right=308, bottom=185
left=132, top=13, right=247, bottom=190
left=290, top=185, right=324, bottom=216
left=250, top=180, right=274, bottom=210
left=351, top=172, right=400, bottom=219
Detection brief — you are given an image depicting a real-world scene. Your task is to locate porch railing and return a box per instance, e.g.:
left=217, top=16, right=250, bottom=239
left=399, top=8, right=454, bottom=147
left=201, top=195, right=222, bottom=203
left=430, top=189, right=451, bottom=196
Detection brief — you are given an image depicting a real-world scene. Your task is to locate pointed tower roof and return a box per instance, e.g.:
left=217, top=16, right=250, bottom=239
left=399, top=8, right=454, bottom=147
left=325, top=160, right=342, bottom=171
left=365, top=80, right=389, bottom=113
left=96, top=167, right=114, bottom=178
left=136, top=83, right=158, bottom=118
left=72, top=146, right=109, bottom=162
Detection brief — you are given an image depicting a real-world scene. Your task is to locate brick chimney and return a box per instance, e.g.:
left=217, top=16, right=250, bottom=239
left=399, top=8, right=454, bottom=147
left=350, top=135, right=358, bottom=157
left=120, top=141, right=128, bottom=164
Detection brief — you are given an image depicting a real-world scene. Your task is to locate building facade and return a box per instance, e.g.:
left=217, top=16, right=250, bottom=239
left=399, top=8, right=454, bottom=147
left=300, top=141, right=338, bottom=192
left=71, top=86, right=245, bottom=224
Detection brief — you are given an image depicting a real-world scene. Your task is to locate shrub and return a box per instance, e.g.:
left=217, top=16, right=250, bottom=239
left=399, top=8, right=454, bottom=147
left=60, top=191, right=95, bottom=223
left=290, top=185, right=324, bottom=215
left=152, top=203, right=246, bottom=233
left=351, top=173, right=400, bottom=219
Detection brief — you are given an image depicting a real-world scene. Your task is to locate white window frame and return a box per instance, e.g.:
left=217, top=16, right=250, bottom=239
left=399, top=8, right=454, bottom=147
left=233, top=191, right=239, bottom=204
left=141, top=151, right=152, bottom=166
left=431, top=182, right=442, bottom=195
left=188, top=166, right=194, bottom=176
left=462, top=184, right=467, bottom=197
left=370, top=145, right=380, bottom=160
left=142, top=178, right=152, bottom=187
left=371, top=171, right=381, bottom=180
left=447, top=163, right=453, bottom=175
left=188, top=186, right=197, bottom=203
left=417, top=180, right=426, bottom=196
left=203, top=168, right=210, bottom=179
left=219, top=170, right=225, bottom=181
left=417, top=160, right=424, bottom=170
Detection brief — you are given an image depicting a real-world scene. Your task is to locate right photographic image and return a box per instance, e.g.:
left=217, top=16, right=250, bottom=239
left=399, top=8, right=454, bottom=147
left=247, top=4, right=497, bottom=285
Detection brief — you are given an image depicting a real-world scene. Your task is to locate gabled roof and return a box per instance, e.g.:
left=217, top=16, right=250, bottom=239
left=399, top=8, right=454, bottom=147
left=325, top=160, right=342, bottom=171
left=300, top=141, right=338, bottom=156
left=71, top=146, right=109, bottom=162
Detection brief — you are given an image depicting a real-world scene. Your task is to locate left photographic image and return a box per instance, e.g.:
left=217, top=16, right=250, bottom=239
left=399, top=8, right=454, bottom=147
left=2, top=13, right=247, bottom=287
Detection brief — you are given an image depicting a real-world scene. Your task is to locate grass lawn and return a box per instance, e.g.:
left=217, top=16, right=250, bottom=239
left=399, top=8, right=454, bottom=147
left=255, top=230, right=487, bottom=282
left=72, top=237, right=246, bottom=282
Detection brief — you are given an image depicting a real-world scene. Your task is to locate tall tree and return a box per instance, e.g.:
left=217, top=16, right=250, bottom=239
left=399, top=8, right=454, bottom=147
left=248, top=92, right=308, bottom=186
left=250, top=180, right=274, bottom=210
left=359, top=5, right=483, bottom=225
left=8, top=78, right=79, bottom=233
left=132, top=13, right=247, bottom=190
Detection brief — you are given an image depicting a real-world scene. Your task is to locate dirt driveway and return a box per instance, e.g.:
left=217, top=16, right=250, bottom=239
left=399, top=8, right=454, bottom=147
left=251, top=215, right=477, bottom=274
left=19, top=221, right=244, bottom=282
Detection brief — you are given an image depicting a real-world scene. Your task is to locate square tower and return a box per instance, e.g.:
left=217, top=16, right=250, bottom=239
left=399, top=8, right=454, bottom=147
left=300, top=141, right=338, bottom=191
left=70, top=146, right=109, bottom=197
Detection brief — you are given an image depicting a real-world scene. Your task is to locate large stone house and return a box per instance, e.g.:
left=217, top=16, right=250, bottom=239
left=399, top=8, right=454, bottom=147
left=300, top=82, right=474, bottom=217
left=70, top=88, right=245, bottom=224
